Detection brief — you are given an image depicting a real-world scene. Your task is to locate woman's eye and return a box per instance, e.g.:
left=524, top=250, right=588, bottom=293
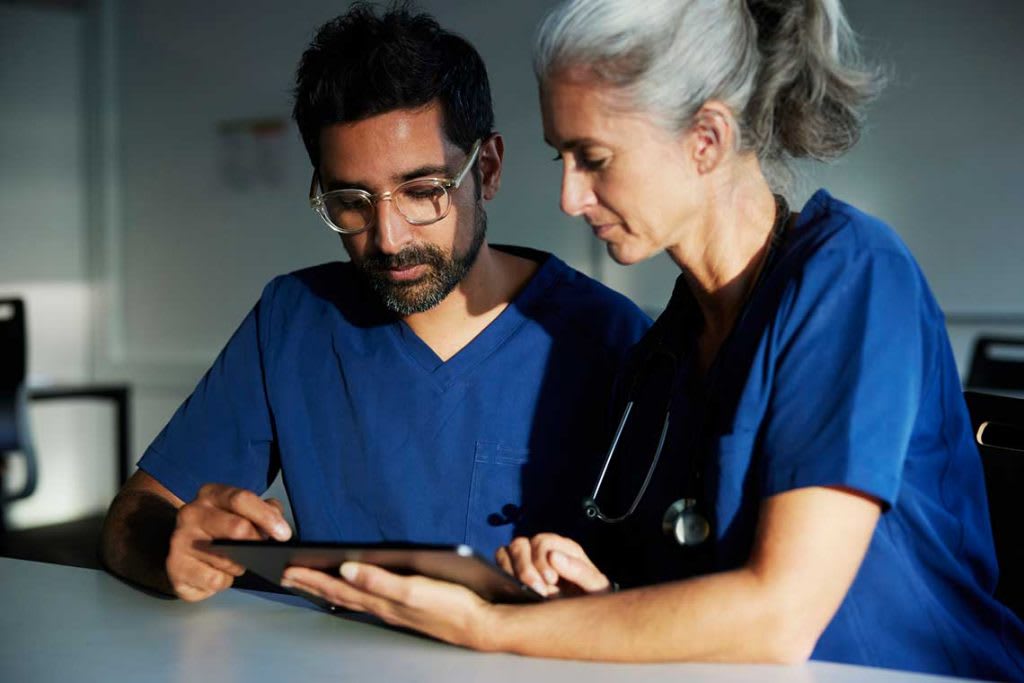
left=550, top=150, right=609, bottom=170
left=580, top=156, right=609, bottom=171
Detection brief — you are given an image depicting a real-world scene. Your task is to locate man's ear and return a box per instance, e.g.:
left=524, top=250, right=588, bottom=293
left=688, top=101, right=736, bottom=176
left=477, top=133, right=504, bottom=201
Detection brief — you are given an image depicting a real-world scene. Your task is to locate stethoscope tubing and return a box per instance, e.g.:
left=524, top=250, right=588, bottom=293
left=586, top=402, right=672, bottom=524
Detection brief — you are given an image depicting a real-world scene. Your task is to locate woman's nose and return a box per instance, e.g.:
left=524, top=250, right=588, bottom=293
left=560, top=165, right=595, bottom=217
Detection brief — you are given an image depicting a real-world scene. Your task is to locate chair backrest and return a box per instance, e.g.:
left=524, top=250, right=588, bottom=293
left=0, top=299, right=28, bottom=449
left=967, top=336, right=1024, bottom=392
left=963, top=390, right=1024, bottom=620
left=0, top=299, right=26, bottom=393
left=0, top=298, right=37, bottom=508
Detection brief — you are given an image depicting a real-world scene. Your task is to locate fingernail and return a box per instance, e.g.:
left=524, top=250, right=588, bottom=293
left=339, top=562, right=359, bottom=581
left=531, top=582, right=548, bottom=596
left=550, top=551, right=567, bottom=568
left=280, top=579, right=295, bottom=589
left=274, top=523, right=292, bottom=541
left=543, top=569, right=558, bottom=584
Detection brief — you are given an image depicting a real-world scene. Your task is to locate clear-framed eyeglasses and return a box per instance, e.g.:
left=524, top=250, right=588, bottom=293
left=308, top=139, right=482, bottom=235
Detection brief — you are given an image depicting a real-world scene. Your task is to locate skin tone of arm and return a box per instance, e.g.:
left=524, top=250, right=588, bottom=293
left=100, top=470, right=292, bottom=600
left=280, top=485, right=880, bottom=663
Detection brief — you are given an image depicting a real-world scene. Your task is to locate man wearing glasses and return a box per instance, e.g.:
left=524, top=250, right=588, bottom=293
left=100, top=5, right=649, bottom=601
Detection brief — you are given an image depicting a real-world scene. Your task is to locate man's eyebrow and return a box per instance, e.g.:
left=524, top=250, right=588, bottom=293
left=398, top=164, right=450, bottom=182
left=321, top=176, right=371, bottom=192
left=322, top=164, right=452, bottom=192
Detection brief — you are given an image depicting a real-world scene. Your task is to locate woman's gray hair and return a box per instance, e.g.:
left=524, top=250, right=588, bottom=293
left=534, top=0, right=883, bottom=182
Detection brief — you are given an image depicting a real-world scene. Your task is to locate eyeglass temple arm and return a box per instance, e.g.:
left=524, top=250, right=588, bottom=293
left=449, top=139, right=483, bottom=189
left=309, top=169, right=321, bottom=203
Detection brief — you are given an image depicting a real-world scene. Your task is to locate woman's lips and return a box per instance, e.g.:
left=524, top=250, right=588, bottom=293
left=590, top=222, right=619, bottom=239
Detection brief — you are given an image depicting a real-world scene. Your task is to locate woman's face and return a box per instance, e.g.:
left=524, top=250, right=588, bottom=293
left=540, top=77, right=704, bottom=265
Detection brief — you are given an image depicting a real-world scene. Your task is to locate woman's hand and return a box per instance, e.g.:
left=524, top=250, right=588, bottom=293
left=280, top=563, right=500, bottom=651
left=496, top=534, right=611, bottom=598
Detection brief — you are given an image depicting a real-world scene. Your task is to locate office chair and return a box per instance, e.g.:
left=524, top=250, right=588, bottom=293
left=966, top=337, right=1024, bottom=392
left=0, top=297, right=132, bottom=568
left=0, top=298, right=38, bottom=535
left=964, top=390, right=1024, bottom=620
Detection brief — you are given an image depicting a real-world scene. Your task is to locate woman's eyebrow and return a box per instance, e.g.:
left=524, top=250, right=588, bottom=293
left=544, top=136, right=601, bottom=151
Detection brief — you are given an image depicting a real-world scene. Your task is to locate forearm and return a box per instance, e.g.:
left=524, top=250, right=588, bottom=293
left=488, top=568, right=815, bottom=663
left=100, top=489, right=178, bottom=595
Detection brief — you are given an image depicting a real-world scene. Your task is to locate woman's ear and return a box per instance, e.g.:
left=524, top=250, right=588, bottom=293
left=688, top=101, right=736, bottom=176
left=477, top=133, right=504, bottom=201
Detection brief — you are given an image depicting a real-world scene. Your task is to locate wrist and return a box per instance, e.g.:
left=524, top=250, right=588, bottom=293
left=471, top=603, right=514, bottom=653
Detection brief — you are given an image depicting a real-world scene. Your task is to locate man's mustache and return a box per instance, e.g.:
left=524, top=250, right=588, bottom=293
left=363, top=247, right=443, bottom=271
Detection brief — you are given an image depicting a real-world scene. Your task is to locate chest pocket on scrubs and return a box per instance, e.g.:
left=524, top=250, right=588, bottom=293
left=465, top=441, right=529, bottom=555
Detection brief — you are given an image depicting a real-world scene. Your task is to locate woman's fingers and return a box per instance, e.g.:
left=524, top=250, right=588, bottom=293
left=495, top=546, right=514, bottom=574
left=529, top=533, right=586, bottom=586
left=549, top=550, right=611, bottom=593
left=283, top=564, right=493, bottom=651
left=505, top=537, right=551, bottom=596
left=283, top=566, right=375, bottom=613
left=499, top=534, right=611, bottom=596
left=529, top=535, right=561, bottom=586
left=498, top=534, right=608, bottom=597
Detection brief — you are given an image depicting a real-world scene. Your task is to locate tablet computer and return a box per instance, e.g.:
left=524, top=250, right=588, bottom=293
left=209, top=540, right=544, bottom=605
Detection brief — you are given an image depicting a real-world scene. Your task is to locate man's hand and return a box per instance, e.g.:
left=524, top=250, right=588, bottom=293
left=496, top=534, right=610, bottom=598
left=166, top=483, right=292, bottom=601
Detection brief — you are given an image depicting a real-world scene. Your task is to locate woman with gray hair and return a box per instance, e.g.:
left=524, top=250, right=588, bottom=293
left=280, top=0, right=1024, bottom=677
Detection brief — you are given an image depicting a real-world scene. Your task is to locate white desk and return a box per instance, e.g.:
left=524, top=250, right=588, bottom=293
left=0, top=558, right=978, bottom=682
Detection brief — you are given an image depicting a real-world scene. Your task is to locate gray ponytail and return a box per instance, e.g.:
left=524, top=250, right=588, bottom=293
left=745, top=0, right=883, bottom=163
left=534, top=0, right=884, bottom=179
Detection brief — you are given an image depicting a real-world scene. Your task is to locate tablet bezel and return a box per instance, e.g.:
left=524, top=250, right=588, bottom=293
left=208, top=540, right=544, bottom=605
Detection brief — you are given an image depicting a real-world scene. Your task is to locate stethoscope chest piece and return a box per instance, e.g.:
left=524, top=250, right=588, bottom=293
left=662, top=498, right=710, bottom=546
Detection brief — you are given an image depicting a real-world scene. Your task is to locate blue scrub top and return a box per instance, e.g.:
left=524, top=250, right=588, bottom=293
left=138, top=246, right=650, bottom=559
left=589, top=191, right=1024, bottom=679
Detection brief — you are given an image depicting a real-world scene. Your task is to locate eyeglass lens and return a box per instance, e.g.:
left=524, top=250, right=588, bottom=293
left=322, top=180, right=449, bottom=232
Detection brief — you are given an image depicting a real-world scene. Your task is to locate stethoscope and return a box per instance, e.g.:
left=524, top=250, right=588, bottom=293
left=581, top=341, right=711, bottom=545
left=582, top=196, right=791, bottom=547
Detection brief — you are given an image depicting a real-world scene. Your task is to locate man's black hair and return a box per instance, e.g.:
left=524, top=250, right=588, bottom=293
left=292, top=2, right=495, bottom=167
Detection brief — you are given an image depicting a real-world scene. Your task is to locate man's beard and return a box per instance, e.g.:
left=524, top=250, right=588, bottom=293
left=354, top=209, right=487, bottom=316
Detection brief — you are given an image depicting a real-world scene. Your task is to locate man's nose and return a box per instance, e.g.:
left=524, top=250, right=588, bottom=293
left=373, top=197, right=414, bottom=255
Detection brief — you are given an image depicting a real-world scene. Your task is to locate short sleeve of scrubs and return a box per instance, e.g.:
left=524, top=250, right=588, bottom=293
left=760, top=246, right=925, bottom=506
left=137, top=282, right=279, bottom=503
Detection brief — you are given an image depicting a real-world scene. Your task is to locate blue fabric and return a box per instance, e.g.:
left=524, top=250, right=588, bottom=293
left=593, top=191, right=1024, bottom=679
left=138, top=247, right=650, bottom=560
